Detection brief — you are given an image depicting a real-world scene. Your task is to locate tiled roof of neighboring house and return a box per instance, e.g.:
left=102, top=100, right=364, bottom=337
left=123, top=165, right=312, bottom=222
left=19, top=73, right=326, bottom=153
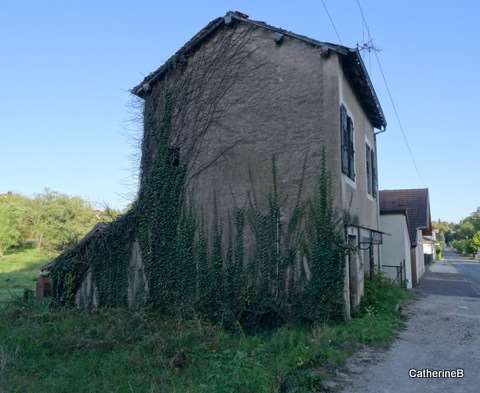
left=131, top=11, right=386, bottom=129
left=379, top=188, right=432, bottom=247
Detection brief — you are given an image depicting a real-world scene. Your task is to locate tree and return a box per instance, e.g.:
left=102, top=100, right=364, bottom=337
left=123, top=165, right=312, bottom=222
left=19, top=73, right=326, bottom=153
left=473, top=232, right=480, bottom=254
left=31, top=189, right=100, bottom=251
left=433, top=220, right=454, bottom=244
left=0, top=193, right=33, bottom=256
left=0, top=201, right=22, bottom=256
left=0, top=189, right=120, bottom=255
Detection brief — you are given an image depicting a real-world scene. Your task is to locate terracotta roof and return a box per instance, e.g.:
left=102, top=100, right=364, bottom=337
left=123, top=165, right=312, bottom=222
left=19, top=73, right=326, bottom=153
left=379, top=188, right=432, bottom=247
left=131, top=11, right=386, bottom=129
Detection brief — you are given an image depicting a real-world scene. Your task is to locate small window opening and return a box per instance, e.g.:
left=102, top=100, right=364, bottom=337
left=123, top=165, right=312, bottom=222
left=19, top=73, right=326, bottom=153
left=167, top=147, right=180, bottom=167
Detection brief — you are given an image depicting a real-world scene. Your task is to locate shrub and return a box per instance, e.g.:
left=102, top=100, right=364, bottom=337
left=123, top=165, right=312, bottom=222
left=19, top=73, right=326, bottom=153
left=359, top=273, right=409, bottom=316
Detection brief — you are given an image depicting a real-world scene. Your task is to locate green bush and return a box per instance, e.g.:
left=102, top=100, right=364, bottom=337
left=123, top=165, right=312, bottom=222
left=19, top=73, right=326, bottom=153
left=452, top=238, right=477, bottom=256
left=359, top=273, right=409, bottom=316
left=0, top=193, right=32, bottom=256
left=0, top=190, right=120, bottom=255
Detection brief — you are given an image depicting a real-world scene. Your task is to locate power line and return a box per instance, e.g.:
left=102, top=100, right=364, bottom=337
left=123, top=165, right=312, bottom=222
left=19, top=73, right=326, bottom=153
left=354, top=0, right=426, bottom=185
left=372, top=51, right=425, bottom=185
left=320, top=0, right=343, bottom=44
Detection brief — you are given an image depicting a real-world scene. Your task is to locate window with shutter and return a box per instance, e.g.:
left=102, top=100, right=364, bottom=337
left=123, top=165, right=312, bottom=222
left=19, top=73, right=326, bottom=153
left=347, top=117, right=355, bottom=180
left=366, top=144, right=372, bottom=195
left=340, top=105, right=349, bottom=175
left=167, top=146, right=180, bottom=167
left=340, top=105, right=355, bottom=181
left=371, top=148, right=377, bottom=197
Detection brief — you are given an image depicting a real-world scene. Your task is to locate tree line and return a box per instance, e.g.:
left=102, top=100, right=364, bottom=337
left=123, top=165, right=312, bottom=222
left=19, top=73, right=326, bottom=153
left=0, top=190, right=120, bottom=257
left=434, top=207, right=480, bottom=257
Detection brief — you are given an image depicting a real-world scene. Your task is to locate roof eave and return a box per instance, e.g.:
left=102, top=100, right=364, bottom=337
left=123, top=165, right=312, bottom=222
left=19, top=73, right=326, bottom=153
left=131, top=16, right=226, bottom=98
left=131, top=11, right=387, bottom=129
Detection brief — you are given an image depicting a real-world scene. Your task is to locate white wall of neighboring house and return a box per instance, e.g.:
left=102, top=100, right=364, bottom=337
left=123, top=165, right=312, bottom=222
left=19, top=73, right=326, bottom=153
left=415, top=229, right=425, bottom=282
left=423, top=240, right=435, bottom=255
left=423, top=237, right=436, bottom=266
left=380, top=214, right=413, bottom=289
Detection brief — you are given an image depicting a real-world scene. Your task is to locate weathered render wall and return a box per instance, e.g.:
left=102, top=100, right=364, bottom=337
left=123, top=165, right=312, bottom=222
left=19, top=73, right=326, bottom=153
left=338, top=63, right=380, bottom=235
left=143, top=23, right=343, bottom=243
left=415, top=229, right=425, bottom=283
left=337, top=57, right=381, bottom=306
left=140, top=22, right=382, bottom=315
left=51, top=19, right=382, bottom=316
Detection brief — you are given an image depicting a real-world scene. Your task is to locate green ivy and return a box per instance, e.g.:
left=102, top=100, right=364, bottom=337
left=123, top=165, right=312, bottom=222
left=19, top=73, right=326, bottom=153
left=50, top=92, right=347, bottom=329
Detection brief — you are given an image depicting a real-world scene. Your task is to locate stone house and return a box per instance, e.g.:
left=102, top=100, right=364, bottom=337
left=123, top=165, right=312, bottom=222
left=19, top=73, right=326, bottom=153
left=46, top=11, right=387, bottom=317
left=132, top=11, right=387, bottom=314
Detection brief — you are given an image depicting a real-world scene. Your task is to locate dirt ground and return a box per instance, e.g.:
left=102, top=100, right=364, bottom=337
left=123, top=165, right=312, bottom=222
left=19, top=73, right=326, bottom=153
left=329, top=254, right=480, bottom=393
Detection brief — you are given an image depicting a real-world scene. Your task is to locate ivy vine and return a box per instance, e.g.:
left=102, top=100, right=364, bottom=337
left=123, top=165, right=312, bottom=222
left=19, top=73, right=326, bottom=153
left=50, top=92, right=347, bottom=329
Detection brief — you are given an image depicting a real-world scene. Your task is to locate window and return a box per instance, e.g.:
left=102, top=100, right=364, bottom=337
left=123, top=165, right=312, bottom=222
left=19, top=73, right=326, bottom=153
left=371, top=148, right=377, bottom=197
left=167, top=146, right=180, bottom=167
left=365, top=143, right=377, bottom=197
left=366, top=144, right=372, bottom=195
left=340, top=105, right=355, bottom=180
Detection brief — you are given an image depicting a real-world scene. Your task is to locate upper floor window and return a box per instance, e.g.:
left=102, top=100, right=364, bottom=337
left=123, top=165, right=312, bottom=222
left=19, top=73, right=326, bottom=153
left=371, top=147, right=377, bottom=197
left=365, top=143, right=377, bottom=197
left=167, top=146, right=180, bottom=167
left=340, top=105, right=355, bottom=181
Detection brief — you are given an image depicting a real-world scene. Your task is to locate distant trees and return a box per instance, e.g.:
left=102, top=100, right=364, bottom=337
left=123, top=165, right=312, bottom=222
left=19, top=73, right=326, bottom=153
left=450, top=208, right=480, bottom=257
left=0, top=190, right=120, bottom=256
left=432, top=220, right=452, bottom=259
left=0, top=196, right=25, bottom=256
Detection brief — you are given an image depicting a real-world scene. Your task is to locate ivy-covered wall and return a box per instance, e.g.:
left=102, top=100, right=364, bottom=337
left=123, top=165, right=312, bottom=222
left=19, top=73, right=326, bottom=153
left=50, top=20, right=354, bottom=326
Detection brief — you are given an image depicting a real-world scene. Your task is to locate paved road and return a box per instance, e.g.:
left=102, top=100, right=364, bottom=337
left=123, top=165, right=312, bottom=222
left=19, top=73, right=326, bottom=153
left=335, top=250, right=480, bottom=393
left=415, top=249, right=480, bottom=298
left=444, top=249, right=480, bottom=295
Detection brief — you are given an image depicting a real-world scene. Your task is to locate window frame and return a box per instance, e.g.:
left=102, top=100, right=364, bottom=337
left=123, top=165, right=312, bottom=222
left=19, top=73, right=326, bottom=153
left=365, top=142, right=372, bottom=195
left=371, top=146, right=377, bottom=197
left=365, top=139, right=377, bottom=198
left=167, top=146, right=180, bottom=167
left=340, top=104, right=356, bottom=182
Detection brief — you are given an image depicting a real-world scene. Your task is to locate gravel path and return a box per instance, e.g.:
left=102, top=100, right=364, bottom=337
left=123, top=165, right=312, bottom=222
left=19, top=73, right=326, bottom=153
left=332, top=255, right=480, bottom=393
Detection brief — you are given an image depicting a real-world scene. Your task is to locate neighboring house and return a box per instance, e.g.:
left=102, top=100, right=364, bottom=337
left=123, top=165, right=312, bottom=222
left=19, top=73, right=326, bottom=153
left=47, top=11, right=387, bottom=317
left=379, top=209, right=413, bottom=288
left=379, top=188, right=432, bottom=286
left=422, top=231, right=437, bottom=264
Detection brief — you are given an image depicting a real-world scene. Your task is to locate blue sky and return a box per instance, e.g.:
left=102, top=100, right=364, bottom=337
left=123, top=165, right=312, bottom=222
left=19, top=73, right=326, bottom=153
left=1, top=1, right=478, bottom=222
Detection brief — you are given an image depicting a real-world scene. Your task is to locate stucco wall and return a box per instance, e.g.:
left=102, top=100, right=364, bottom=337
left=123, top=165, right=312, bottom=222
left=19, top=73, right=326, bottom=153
left=380, top=214, right=413, bottom=288
left=75, top=269, right=98, bottom=308
left=338, top=63, right=381, bottom=282
left=143, top=23, right=380, bottom=232
left=415, top=229, right=425, bottom=282
left=185, top=27, right=342, bottom=224
left=338, top=65, right=379, bottom=228
left=142, top=21, right=381, bottom=315
left=142, top=23, right=344, bottom=257
left=423, top=239, right=435, bottom=255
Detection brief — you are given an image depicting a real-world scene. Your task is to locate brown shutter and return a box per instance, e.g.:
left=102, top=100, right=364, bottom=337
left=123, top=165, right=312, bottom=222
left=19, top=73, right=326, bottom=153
left=371, top=149, right=377, bottom=197
left=366, top=144, right=372, bottom=194
left=340, top=105, right=349, bottom=175
left=348, top=117, right=355, bottom=180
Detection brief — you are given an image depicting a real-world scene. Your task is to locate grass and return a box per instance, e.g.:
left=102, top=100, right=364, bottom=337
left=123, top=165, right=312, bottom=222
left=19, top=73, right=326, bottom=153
left=0, top=248, right=56, bottom=302
left=0, top=274, right=410, bottom=393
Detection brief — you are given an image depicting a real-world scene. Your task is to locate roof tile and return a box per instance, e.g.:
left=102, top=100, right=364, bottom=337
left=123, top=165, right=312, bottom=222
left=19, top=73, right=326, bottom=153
left=379, top=188, right=432, bottom=246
